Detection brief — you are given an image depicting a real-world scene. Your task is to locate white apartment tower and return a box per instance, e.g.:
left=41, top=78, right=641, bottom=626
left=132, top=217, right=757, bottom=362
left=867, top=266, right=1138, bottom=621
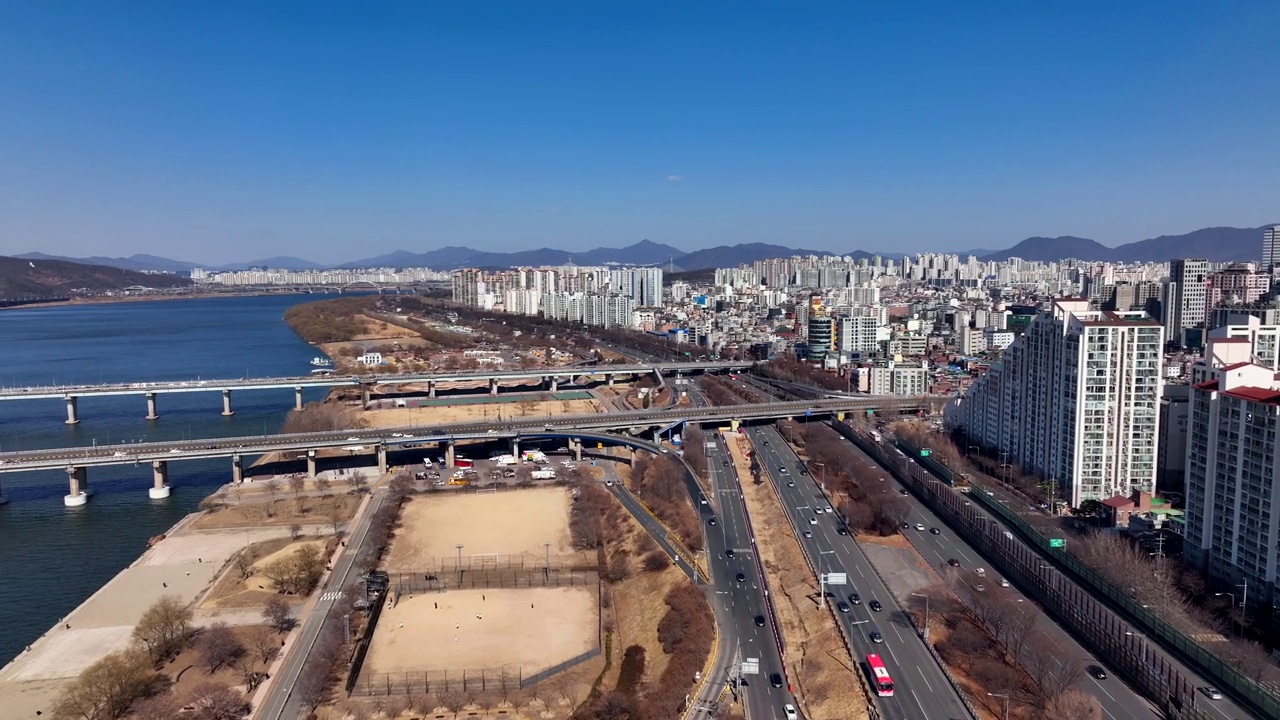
left=1184, top=321, right=1280, bottom=612
left=945, top=299, right=1164, bottom=507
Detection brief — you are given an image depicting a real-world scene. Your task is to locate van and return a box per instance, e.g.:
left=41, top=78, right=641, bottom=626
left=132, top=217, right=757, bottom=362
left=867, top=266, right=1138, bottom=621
left=394, top=398, right=408, bottom=408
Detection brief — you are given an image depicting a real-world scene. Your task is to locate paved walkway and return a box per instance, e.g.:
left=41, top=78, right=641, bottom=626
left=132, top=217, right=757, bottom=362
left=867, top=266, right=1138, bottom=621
left=0, top=519, right=295, bottom=719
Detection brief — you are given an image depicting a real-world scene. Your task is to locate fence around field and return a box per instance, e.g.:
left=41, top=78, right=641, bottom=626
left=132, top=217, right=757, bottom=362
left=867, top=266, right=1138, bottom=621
left=353, top=666, right=524, bottom=696
left=836, top=422, right=1274, bottom=720
left=420, top=550, right=600, bottom=572
left=344, top=588, right=391, bottom=693
left=391, top=568, right=599, bottom=593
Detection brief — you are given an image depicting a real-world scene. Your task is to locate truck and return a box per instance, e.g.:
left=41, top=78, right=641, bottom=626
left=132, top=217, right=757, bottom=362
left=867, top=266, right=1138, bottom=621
left=869, top=430, right=882, bottom=442
left=522, top=450, right=548, bottom=464
left=495, top=454, right=518, bottom=466
left=531, top=469, right=557, bottom=480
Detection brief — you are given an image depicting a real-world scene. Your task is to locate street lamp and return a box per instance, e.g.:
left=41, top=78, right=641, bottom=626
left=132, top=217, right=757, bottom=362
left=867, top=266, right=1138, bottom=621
left=987, top=692, right=1010, bottom=720
left=910, top=592, right=931, bottom=639
left=812, top=462, right=826, bottom=491
left=455, top=544, right=464, bottom=583
left=1215, top=592, right=1240, bottom=636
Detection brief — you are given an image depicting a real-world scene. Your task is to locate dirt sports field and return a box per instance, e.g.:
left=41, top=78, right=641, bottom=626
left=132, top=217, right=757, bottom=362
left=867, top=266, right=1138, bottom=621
left=383, top=487, right=583, bottom=571
left=361, top=588, right=598, bottom=676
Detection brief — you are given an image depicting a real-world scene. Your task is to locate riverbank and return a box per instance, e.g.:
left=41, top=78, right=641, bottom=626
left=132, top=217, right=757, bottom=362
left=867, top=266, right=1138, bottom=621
left=0, top=289, right=313, bottom=312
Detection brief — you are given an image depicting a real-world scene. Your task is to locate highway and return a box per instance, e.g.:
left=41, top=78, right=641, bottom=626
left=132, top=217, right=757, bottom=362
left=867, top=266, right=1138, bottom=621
left=0, top=397, right=935, bottom=473
left=257, top=485, right=391, bottom=720
left=703, top=433, right=798, bottom=720
left=746, top=424, right=974, bottom=720
left=861, top=429, right=1256, bottom=720
left=831, top=432, right=1163, bottom=720
left=0, top=361, right=750, bottom=400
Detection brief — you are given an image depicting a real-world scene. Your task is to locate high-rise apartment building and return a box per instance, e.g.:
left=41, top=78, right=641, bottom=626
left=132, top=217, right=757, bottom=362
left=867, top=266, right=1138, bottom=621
left=1163, top=258, right=1210, bottom=347
left=945, top=299, right=1164, bottom=507
left=1263, top=225, right=1280, bottom=269
left=1184, top=322, right=1280, bottom=613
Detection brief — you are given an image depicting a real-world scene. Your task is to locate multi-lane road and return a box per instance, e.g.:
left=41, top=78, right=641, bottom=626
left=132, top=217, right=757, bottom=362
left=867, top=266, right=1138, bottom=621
left=702, top=433, right=798, bottom=720
left=746, top=424, right=974, bottom=720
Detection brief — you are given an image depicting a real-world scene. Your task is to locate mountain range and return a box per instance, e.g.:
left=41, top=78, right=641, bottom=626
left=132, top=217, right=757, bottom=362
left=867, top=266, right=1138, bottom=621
left=12, top=225, right=1275, bottom=274
left=0, top=256, right=191, bottom=297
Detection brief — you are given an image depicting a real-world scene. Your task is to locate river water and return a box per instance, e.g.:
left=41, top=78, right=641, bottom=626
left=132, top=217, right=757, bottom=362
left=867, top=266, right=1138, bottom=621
left=0, top=294, right=342, bottom=664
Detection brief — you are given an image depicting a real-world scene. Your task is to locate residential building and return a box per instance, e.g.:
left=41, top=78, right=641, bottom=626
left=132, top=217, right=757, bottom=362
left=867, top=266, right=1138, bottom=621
left=1264, top=225, right=1280, bottom=269
left=1163, top=258, right=1210, bottom=347
left=945, top=299, right=1164, bottom=507
left=1184, top=326, right=1280, bottom=613
left=868, top=362, right=927, bottom=396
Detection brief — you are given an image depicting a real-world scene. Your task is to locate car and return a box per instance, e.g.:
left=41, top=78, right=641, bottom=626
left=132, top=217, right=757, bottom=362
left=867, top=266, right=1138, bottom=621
left=1087, top=665, right=1108, bottom=680
left=770, top=672, right=784, bottom=688
left=848, top=593, right=861, bottom=605
left=736, top=572, right=747, bottom=583
left=836, top=526, right=849, bottom=536
left=999, top=578, right=1010, bottom=588
left=724, top=549, right=734, bottom=557
left=113, top=451, right=128, bottom=457
left=605, top=480, right=613, bottom=487
left=787, top=481, right=795, bottom=487
left=700, top=496, right=708, bottom=505
left=346, top=437, right=360, bottom=441
left=836, top=601, right=850, bottom=613
left=975, top=567, right=986, bottom=576
left=799, top=468, right=809, bottom=475
left=914, top=523, right=925, bottom=531
left=947, top=558, right=960, bottom=567
left=754, top=615, right=766, bottom=627
left=808, top=517, right=817, bottom=525
left=778, top=466, right=788, bottom=474
left=901, top=522, right=910, bottom=529
left=762, top=440, right=769, bottom=446
left=723, top=460, right=729, bottom=466
left=869, top=600, right=883, bottom=612
left=1201, top=687, right=1223, bottom=700
left=898, top=488, right=909, bottom=495
left=708, top=517, right=717, bottom=526
left=869, top=630, right=883, bottom=643
left=930, top=527, right=941, bottom=535
left=975, top=584, right=986, bottom=592
left=802, top=530, right=812, bottom=538
left=169, top=448, right=181, bottom=454
left=783, top=703, right=797, bottom=720
left=814, top=507, right=823, bottom=514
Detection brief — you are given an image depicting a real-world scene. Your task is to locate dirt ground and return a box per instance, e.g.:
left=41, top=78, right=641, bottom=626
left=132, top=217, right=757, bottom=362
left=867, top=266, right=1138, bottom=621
left=608, top=516, right=688, bottom=684
left=191, top=491, right=361, bottom=531
left=361, top=398, right=602, bottom=428
left=383, top=487, right=583, bottom=572
left=723, top=431, right=871, bottom=720
left=165, top=624, right=277, bottom=702
left=362, top=587, right=597, bottom=676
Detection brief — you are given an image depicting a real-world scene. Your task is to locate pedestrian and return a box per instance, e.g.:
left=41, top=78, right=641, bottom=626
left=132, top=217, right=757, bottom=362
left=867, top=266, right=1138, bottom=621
left=198, top=558, right=202, bottom=563
left=531, top=603, right=534, bottom=609
left=434, top=602, right=438, bottom=609
left=456, top=624, right=460, bottom=629
left=162, top=582, right=167, bottom=588
left=454, top=635, right=458, bottom=642
left=64, top=623, right=70, bottom=630
left=399, top=622, right=404, bottom=628
left=482, top=594, right=485, bottom=601
left=185, top=571, right=190, bottom=576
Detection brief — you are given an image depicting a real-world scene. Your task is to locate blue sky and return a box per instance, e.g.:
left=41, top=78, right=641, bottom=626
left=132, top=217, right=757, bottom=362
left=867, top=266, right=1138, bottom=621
left=0, top=2, right=1277, bottom=264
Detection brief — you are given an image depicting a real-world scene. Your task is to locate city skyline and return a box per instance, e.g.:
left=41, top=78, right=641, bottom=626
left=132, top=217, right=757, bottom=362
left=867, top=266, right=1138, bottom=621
left=1, top=3, right=1277, bottom=263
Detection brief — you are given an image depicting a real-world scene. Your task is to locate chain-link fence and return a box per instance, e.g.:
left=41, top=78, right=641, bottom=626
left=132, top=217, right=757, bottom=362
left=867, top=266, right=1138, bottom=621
left=391, top=568, right=599, bottom=593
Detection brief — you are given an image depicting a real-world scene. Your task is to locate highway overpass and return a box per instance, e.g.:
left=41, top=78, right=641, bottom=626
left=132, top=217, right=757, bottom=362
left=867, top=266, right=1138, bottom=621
left=0, top=395, right=941, bottom=506
left=0, top=361, right=752, bottom=423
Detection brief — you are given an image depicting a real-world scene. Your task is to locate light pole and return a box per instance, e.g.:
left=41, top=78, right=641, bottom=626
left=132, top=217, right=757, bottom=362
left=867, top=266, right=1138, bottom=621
left=544, top=541, right=552, bottom=581
left=987, top=692, right=1009, bottom=720
left=910, top=591, right=931, bottom=639
left=456, top=544, right=464, bottom=584
left=1215, top=592, right=1239, bottom=636
left=818, top=550, right=836, bottom=609
left=813, top=462, right=826, bottom=492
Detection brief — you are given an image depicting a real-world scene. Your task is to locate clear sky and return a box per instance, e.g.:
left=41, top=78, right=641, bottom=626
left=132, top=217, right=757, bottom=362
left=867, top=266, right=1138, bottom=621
left=0, top=2, right=1277, bottom=265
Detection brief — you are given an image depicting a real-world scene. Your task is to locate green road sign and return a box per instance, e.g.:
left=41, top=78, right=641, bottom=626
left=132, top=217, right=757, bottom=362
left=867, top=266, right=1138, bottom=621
left=920, top=449, right=931, bottom=457
left=1048, top=538, right=1065, bottom=548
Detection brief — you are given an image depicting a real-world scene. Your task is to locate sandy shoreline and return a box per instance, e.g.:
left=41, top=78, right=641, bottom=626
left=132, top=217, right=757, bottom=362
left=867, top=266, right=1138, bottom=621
left=0, top=290, right=315, bottom=312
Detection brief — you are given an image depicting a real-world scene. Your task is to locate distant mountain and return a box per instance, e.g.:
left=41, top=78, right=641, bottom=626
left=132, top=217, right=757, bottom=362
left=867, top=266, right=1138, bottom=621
left=342, top=240, right=684, bottom=271
left=980, top=236, right=1113, bottom=263
left=220, top=256, right=327, bottom=271
left=15, top=252, right=200, bottom=273
left=0, top=256, right=191, bottom=296
left=577, top=240, right=683, bottom=266
left=979, top=226, right=1276, bottom=264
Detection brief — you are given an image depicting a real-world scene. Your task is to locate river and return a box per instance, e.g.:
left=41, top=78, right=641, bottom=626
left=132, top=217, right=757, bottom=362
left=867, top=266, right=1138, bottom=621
left=0, top=294, right=343, bottom=665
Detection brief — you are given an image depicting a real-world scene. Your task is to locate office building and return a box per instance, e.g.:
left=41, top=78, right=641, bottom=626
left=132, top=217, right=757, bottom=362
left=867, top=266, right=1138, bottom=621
left=1264, top=225, right=1280, bottom=269
left=1163, top=259, right=1210, bottom=347
left=945, top=299, right=1164, bottom=507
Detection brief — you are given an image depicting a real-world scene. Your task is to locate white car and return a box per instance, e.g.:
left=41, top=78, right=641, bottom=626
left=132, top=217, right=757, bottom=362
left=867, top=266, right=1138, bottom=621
left=808, top=517, right=818, bottom=525
left=784, top=704, right=798, bottom=720
left=999, top=578, right=1010, bottom=588
left=346, top=437, right=361, bottom=441
left=814, top=507, right=823, bottom=514
left=113, top=451, right=128, bottom=457
left=915, top=523, right=925, bottom=531
left=169, top=448, right=181, bottom=454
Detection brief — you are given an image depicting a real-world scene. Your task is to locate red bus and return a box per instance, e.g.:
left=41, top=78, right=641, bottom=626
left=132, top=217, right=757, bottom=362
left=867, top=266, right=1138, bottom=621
left=866, top=654, right=894, bottom=697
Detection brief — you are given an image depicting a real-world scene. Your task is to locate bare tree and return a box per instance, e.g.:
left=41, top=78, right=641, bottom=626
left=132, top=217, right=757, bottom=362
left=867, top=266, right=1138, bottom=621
left=314, top=475, right=332, bottom=498
left=247, top=625, right=280, bottom=664
left=288, top=523, right=302, bottom=541
left=233, top=549, right=257, bottom=581
left=188, top=682, right=251, bottom=720
left=1045, top=689, right=1102, bottom=720
left=129, top=693, right=182, bottom=720
left=198, top=622, right=245, bottom=673
left=53, top=649, right=162, bottom=720
left=350, top=469, right=369, bottom=493
left=262, top=596, right=293, bottom=633
left=262, top=478, right=281, bottom=517
left=288, top=474, right=306, bottom=511
left=1024, top=633, right=1083, bottom=701
left=326, top=501, right=345, bottom=536
left=132, top=595, right=194, bottom=663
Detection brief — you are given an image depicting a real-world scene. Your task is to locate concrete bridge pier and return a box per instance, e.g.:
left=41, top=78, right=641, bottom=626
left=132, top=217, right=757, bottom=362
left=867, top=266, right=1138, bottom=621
left=652, top=428, right=662, bottom=444
left=145, top=392, right=159, bottom=420
left=64, top=396, right=80, bottom=425
left=377, top=444, right=388, bottom=474
left=445, top=442, right=455, bottom=469
left=306, top=450, right=317, bottom=478
left=361, top=385, right=371, bottom=407
left=489, top=377, right=499, bottom=396
left=607, top=374, right=615, bottom=388
left=149, top=460, right=171, bottom=499
left=428, top=381, right=436, bottom=399
left=572, top=439, right=583, bottom=462
left=64, top=466, right=88, bottom=507
left=221, top=390, right=234, bottom=417
left=294, top=386, right=304, bottom=411
left=510, top=438, right=519, bottom=458
left=0, top=473, right=7, bottom=505
left=231, top=455, right=243, bottom=484
left=548, top=376, right=559, bottom=392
